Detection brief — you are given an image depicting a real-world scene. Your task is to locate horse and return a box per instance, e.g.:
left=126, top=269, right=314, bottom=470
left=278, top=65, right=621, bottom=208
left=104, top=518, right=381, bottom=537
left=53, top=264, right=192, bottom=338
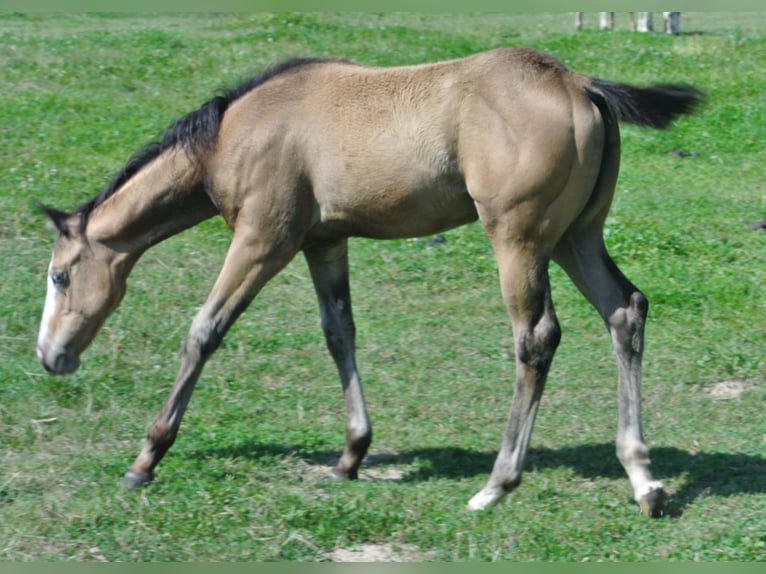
left=36, top=47, right=702, bottom=517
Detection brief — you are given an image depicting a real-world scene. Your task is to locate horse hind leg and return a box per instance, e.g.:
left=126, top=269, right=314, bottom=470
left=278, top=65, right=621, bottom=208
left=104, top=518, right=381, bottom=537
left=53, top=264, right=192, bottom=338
left=304, top=240, right=371, bottom=480
left=468, top=240, right=561, bottom=510
left=554, top=234, right=665, bottom=517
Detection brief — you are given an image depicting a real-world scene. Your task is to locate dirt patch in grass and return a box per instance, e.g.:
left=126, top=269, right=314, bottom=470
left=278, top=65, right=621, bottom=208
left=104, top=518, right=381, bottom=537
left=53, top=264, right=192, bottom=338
left=304, top=452, right=407, bottom=482
left=704, top=380, right=750, bottom=399
left=326, top=543, right=434, bottom=562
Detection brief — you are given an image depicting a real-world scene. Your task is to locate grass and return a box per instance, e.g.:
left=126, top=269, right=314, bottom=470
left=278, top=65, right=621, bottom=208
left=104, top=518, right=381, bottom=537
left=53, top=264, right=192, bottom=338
left=1, top=12, right=765, bottom=561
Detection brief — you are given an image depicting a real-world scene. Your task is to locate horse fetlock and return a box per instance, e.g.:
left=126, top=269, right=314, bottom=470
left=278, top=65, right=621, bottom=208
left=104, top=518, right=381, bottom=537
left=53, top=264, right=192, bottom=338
left=616, top=437, right=651, bottom=468
left=334, top=435, right=371, bottom=480
left=467, top=472, right=522, bottom=511
left=347, top=427, right=372, bottom=454
left=148, top=423, right=178, bottom=451
left=332, top=440, right=368, bottom=479
left=330, top=464, right=360, bottom=481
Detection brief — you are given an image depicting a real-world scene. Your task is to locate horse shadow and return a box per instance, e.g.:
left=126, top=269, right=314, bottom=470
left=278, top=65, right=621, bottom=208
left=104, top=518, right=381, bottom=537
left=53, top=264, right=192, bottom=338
left=528, top=444, right=766, bottom=517
left=191, top=440, right=765, bottom=517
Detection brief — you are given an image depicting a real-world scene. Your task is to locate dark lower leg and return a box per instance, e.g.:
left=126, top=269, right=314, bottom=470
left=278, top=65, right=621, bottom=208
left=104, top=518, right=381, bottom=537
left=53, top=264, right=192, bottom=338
left=305, top=243, right=371, bottom=480
left=469, top=262, right=560, bottom=510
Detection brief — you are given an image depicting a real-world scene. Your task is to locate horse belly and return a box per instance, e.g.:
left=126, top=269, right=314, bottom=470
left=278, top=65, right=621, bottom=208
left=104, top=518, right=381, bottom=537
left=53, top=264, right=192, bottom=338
left=315, top=175, right=477, bottom=240
left=304, top=94, right=475, bottom=238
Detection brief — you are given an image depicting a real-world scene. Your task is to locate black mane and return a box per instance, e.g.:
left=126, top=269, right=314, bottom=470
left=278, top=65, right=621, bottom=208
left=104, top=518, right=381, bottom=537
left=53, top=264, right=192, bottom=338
left=75, top=56, right=347, bottom=231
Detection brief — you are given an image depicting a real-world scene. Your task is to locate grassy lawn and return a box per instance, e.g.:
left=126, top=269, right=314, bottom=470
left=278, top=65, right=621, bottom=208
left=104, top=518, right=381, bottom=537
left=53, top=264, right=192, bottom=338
left=1, top=12, right=765, bottom=561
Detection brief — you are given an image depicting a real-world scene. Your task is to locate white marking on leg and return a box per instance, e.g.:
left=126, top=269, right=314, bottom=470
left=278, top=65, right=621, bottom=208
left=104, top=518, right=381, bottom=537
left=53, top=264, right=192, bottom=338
left=467, top=486, right=506, bottom=511
left=618, top=437, right=663, bottom=504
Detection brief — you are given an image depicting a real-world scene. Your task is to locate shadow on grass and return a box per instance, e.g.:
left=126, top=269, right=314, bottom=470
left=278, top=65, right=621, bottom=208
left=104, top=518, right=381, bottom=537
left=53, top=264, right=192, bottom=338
left=365, top=444, right=766, bottom=517
left=527, top=444, right=766, bottom=517
left=190, top=440, right=766, bottom=517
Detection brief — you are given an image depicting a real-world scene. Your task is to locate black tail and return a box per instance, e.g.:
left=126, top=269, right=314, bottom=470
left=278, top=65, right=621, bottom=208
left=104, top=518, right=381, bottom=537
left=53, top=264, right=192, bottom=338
left=587, top=79, right=703, bottom=129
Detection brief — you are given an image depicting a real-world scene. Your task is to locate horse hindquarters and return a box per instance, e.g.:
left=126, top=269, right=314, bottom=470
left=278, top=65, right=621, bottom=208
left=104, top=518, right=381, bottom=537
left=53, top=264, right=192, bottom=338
left=458, top=80, right=600, bottom=510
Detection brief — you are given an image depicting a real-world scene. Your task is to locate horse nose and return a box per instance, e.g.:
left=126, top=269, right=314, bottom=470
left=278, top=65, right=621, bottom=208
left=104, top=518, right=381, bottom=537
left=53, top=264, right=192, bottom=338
left=37, top=345, right=80, bottom=375
left=36, top=345, right=53, bottom=372
left=41, top=358, right=57, bottom=375
left=39, top=355, right=59, bottom=375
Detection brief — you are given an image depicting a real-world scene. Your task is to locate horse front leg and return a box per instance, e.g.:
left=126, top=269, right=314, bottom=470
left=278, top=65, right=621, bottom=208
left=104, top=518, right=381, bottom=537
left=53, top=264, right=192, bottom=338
left=124, top=228, right=296, bottom=488
left=304, top=240, right=371, bottom=479
left=468, top=240, right=561, bottom=510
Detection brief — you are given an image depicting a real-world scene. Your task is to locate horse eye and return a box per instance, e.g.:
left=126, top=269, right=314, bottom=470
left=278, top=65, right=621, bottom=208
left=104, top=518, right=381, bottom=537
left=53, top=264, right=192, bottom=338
left=51, top=271, right=69, bottom=289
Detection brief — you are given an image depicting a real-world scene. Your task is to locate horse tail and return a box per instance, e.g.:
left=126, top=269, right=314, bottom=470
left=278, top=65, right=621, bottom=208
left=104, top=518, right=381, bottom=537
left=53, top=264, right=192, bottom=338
left=585, top=79, right=703, bottom=129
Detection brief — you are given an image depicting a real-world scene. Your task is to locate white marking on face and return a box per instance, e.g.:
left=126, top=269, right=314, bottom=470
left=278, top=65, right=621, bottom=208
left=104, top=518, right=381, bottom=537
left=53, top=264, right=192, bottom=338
left=37, top=258, right=58, bottom=354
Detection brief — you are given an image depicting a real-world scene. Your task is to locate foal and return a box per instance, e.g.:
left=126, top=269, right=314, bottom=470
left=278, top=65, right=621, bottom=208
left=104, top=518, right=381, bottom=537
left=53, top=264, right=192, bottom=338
left=37, top=47, right=701, bottom=517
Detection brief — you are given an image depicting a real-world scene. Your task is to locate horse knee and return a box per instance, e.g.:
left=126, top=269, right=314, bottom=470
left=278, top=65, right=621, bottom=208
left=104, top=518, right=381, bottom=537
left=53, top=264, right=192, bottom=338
left=185, top=316, right=223, bottom=360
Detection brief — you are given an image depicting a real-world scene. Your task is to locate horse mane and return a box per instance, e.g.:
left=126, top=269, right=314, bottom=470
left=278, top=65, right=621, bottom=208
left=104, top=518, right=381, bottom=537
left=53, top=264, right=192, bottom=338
left=75, top=56, right=348, bottom=231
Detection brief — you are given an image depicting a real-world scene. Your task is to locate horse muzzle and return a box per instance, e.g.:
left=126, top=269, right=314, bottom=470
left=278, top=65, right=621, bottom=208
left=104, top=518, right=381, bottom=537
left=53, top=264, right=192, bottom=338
left=37, top=344, right=81, bottom=375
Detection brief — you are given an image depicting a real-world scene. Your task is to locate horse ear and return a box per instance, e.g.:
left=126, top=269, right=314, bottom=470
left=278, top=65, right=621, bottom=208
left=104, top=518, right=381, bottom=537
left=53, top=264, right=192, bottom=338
left=38, top=203, right=73, bottom=237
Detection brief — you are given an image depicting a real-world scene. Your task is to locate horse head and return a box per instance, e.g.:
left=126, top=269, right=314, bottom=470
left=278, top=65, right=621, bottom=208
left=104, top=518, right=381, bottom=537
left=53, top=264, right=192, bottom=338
left=37, top=206, right=128, bottom=375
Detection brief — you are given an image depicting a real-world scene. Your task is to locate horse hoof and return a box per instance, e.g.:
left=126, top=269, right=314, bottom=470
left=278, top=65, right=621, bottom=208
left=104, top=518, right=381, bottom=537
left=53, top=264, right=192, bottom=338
left=466, top=488, right=504, bottom=511
left=123, top=469, right=153, bottom=489
left=638, top=486, right=666, bottom=518
left=328, top=465, right=359, bottom=480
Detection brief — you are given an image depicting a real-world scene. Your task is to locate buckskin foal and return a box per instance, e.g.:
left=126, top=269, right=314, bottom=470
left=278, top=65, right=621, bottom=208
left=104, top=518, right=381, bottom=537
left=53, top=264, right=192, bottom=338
left=37, top=47, right=702, bottom=517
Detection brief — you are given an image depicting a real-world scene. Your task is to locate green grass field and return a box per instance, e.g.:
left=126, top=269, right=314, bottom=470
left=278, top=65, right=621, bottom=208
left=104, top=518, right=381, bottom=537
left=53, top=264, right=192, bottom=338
left=1, top=12, right=765, bottom=561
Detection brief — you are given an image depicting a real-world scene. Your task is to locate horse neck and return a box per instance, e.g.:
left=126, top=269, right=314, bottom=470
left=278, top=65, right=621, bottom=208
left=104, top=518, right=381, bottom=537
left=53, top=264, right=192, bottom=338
left=85, top=147, right=218, bottom=258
